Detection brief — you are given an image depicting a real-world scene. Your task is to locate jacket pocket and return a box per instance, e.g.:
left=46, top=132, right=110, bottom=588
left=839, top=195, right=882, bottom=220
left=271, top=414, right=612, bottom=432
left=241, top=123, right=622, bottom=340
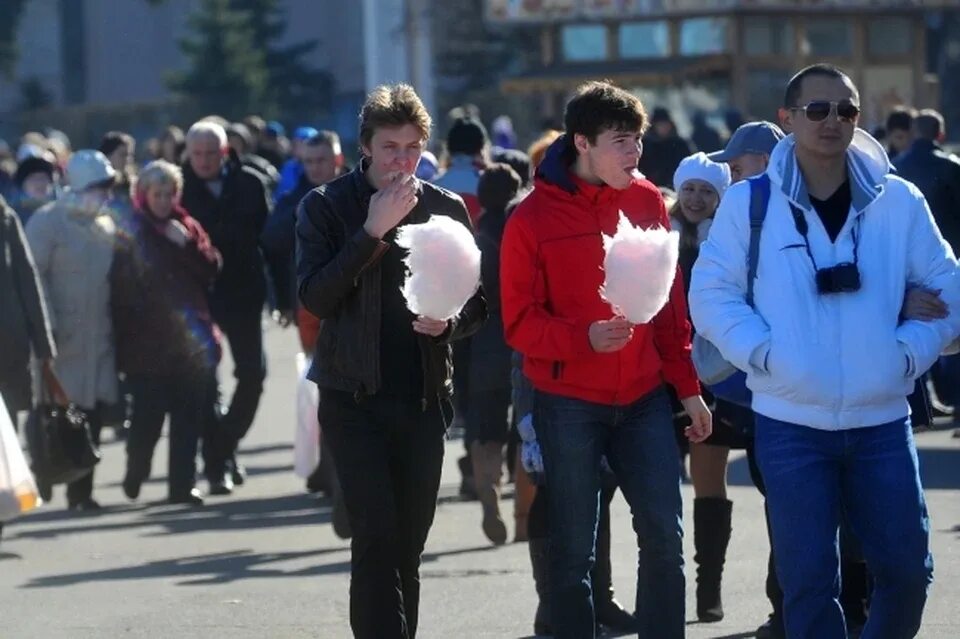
left=552, top=361, right=564, bottom=380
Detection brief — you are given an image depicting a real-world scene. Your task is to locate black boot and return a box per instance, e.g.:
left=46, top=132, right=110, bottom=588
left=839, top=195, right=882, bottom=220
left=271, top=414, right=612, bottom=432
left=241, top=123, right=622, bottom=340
left=593, top=479, right=638, bottom=633
left=529, top=537, right=552, bottom=636
left=694, top=497, right=733, bottom=622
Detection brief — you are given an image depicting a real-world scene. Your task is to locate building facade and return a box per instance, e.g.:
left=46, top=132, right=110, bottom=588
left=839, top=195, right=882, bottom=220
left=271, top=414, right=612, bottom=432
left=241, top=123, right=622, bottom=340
left=489, top=0, right=960, bottom=138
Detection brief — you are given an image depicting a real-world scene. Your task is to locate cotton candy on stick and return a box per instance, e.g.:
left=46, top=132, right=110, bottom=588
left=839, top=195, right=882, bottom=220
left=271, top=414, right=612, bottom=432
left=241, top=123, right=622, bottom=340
left=395, top=214, right=482, bottom=321
left=600, top=212, right=679, bottom=324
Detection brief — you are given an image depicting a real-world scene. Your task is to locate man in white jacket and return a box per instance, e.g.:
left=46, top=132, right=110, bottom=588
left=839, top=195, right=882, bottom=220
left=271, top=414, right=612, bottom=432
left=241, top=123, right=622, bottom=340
left=690, top=64, right=960, bottom=638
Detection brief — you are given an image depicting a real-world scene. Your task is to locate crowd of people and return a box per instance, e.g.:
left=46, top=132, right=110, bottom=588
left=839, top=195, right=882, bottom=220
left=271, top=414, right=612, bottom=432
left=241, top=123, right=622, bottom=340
left=2, top=60, right=960, bottom=639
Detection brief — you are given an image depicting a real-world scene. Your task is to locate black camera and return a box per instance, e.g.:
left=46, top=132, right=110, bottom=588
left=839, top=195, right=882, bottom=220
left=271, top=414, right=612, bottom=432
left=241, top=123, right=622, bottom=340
left=816, top=262, right=861, bottom=294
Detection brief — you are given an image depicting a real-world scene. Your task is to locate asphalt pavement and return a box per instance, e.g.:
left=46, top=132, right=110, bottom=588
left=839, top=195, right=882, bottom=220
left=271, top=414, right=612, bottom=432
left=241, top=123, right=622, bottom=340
left=2, top=323, right=958, bottom=638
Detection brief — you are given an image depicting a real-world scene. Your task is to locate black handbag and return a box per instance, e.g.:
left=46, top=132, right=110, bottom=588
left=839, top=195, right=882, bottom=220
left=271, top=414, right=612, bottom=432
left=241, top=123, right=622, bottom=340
left=26, top=395, right=101, bottom=488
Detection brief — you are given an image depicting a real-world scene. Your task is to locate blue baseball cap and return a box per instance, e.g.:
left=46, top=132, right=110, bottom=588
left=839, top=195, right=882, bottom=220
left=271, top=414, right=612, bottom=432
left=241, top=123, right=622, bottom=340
left=293, top=126, right=319, bottom=141
left=265, top=121, right=286, bottom=137
left=709, top=121, right=785, bottom=162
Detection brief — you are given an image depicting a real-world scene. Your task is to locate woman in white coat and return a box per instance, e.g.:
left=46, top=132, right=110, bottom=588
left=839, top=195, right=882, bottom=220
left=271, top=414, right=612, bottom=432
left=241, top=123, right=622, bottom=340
left=25, top=150, right=120, bottom=510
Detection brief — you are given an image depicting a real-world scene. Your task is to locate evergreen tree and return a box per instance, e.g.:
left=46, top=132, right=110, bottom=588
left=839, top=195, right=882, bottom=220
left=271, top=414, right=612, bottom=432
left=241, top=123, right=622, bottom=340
left=165, top=0, right=273, bottom=118
left=0, top=0, right=28, bottom=78
left=228, top=0, right=334, bottom=115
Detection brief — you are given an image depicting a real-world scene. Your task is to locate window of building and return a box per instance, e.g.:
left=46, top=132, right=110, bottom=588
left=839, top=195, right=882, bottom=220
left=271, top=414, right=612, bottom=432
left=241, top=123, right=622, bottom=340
left=868, top=17, right=913, bottom=57
left=680, top=18, right=729, bottom=56
left=804, top=18, right=852, bottom=57
left=561, top=24, right=608, bottom=62
left=619, top=21, right=670, bottom=59
left=743, top=17, right=795, bottom=56
left=746, top=69, right=794, bottom=121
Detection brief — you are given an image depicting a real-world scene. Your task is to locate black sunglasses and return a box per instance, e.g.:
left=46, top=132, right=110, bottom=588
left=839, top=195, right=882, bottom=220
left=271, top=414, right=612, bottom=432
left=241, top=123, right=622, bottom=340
left=791, top=100, right=861, bottom=123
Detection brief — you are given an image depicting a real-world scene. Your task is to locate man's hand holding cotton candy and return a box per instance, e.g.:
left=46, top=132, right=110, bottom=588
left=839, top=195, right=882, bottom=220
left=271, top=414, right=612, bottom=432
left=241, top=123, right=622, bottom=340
left=589, top=318, right=635, bottom=353
left=363, top=172, right=419, bottom=239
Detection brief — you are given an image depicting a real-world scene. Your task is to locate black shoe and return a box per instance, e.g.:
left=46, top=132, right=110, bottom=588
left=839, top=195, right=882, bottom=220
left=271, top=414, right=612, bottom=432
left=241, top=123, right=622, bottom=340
left=168, top=489, right=205, bottom=506
left=68, top=498, right=102, bottom=511
left=122, top=476, right=141, bottom=501
left=36, top=477, right=52, bottom=503
left=305, top=464, right=327, bottom=495
left=595, top=598, right=639, bottom=633
left=756, top=614, right=786, bottom=639
left=208, top=475, right=234, bottom=496
left=228, top=458, right=246, bottom=486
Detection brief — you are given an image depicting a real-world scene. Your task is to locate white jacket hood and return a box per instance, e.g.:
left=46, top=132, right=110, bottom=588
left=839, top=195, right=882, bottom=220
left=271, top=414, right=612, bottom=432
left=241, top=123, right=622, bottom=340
left=767, top=128, right=892, bottom=214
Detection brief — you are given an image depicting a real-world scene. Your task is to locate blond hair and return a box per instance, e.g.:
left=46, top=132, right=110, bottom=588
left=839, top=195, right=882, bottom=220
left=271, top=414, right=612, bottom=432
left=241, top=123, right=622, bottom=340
left=358, top=84, right=432, bottom=149
left=137, top=160, right=183, bottom=197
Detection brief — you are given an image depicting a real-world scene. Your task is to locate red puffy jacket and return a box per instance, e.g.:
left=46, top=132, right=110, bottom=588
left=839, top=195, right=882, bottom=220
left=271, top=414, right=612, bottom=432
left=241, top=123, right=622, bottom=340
left=500, top=163, right=700, bottom=407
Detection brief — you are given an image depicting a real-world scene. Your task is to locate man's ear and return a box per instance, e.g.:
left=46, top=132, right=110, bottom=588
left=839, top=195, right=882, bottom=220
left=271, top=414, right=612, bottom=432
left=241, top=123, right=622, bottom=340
left=335, top=154, right=345, bottom=168
left=778, top=108, right=794, bottom=133
left=938, top=132, right=947, bottom=144
left=572, top=133, right=591, bottom=155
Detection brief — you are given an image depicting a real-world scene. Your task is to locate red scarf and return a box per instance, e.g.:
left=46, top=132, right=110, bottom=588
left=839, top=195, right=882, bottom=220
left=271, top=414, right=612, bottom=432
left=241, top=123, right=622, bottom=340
left=134, top=195, right=218, bottom=262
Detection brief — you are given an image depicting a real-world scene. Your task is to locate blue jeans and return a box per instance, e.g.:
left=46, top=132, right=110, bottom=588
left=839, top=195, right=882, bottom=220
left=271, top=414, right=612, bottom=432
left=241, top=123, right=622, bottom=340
left=754, top=415, right=933, bottom=639
left=535, top=387, right=684, bottom=639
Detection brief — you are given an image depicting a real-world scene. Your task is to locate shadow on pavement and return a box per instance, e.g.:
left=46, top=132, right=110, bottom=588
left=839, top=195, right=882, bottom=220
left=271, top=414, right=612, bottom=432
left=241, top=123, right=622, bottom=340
left=236, top=443, right=294, bottom=456
left=21, top=543, right=516, bottom=589
left=12, top=493, right=331, bottom=541
left=22, top=547, right=347, bottom=588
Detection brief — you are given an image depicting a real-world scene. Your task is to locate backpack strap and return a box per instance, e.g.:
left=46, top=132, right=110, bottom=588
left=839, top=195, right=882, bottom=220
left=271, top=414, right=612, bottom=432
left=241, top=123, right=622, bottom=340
left=745, top=173, right=771, bottom=307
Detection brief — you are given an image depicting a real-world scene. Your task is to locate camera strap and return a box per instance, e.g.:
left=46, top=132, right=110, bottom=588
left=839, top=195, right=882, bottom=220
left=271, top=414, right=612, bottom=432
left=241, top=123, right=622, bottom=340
left=788, top=203, right=860, bottom=271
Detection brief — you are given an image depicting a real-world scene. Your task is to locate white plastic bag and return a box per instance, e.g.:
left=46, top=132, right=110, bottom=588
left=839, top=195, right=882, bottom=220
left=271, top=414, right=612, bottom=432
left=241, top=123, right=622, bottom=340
left=294, top=353, right=321, bottom=479
left=0, top=393, right=41, bottom=522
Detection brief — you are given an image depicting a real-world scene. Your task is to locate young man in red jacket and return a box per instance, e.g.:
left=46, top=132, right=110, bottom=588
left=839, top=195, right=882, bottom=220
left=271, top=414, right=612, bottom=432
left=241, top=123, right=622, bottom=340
left=501, top=81, right=712, bottom=639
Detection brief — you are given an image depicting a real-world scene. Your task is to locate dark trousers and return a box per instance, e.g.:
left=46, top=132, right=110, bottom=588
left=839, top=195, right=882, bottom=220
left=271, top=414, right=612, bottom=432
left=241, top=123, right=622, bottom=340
left=125, top=374, right=203, bottom=498
left=465, top=388, right=511, bottom=445
left=535, top=387, right=683, bottom=639
left=213, top=309, right=266, bottom=455
left=319, top=389, right=447, bottom=639
left=66, top=404, right=103, bottom=505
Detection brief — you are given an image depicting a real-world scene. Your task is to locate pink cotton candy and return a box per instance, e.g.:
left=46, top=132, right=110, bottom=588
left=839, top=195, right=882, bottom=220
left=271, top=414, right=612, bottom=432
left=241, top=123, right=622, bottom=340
left=600, top=213, right=679, bottom=324
left=395, top=215, right=481, bottom=321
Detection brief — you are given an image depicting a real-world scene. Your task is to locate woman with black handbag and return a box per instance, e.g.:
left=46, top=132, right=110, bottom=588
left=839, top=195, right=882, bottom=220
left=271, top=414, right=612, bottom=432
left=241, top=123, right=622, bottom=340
left=24, top=150, right=120, bottom=511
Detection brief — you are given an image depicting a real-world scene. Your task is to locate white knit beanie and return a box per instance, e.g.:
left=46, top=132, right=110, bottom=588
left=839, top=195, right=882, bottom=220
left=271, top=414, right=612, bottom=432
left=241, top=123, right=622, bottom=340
left=673, top=152, right=731, bottom=198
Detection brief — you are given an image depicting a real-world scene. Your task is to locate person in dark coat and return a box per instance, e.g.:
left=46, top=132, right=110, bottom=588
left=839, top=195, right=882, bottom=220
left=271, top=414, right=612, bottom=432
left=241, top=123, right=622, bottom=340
left=0, top=195, right=63, bottom=421
left=226, top=123, right=280, bottom=196
left=180, top=120, right=274, bottom=495
left=261, top=130, right=347, bottom=512
left=691, top=112, right=723, bottom=154
left=0, top=195, right=64, bottom=544
left=262, top=130, right=345, bottom=323
left=637, top=107, right=695, bottom=187
left=895, top=109, right=960, bottom=418
left=111, top=160, right=222, bottom=506
left=10, top=155, right=58, bottom=226
left=467, top=163, right=521, bottom=546
left=297, top=84, right=487, bottom=638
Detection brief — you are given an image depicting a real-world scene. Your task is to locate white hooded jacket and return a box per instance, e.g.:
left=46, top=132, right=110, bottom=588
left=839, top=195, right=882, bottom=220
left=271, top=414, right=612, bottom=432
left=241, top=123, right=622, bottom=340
left=690, top=129, right=960, bottom=430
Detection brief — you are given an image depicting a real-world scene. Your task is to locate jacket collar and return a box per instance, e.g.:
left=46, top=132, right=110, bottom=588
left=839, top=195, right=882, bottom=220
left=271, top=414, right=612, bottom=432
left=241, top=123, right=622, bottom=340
left=767, top=128, right=890, bottom=215
left=534, top=134, right=624, bottom=206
